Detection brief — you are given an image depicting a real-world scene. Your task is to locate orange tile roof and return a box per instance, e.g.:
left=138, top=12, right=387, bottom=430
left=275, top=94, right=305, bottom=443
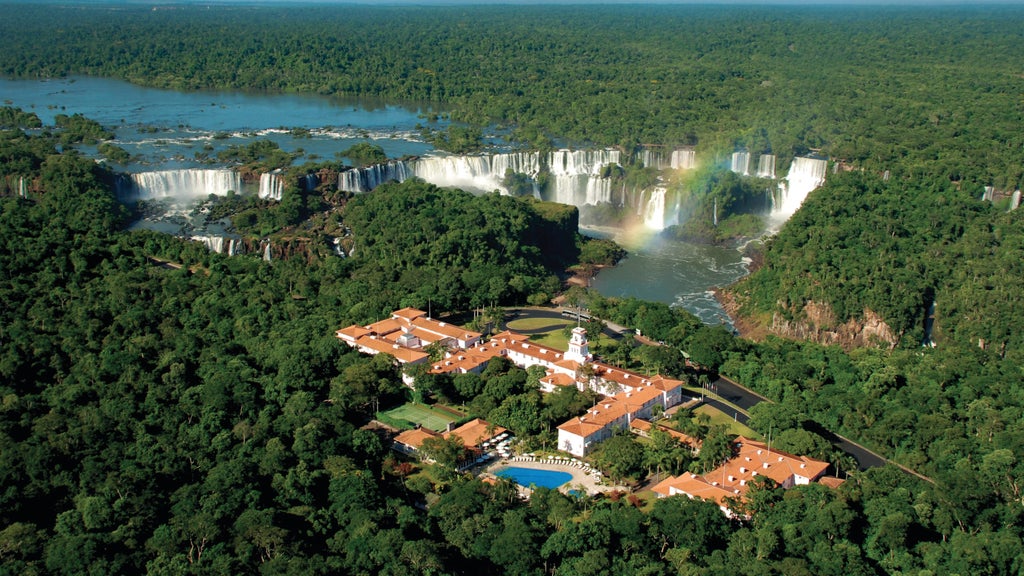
left=411, top=317, right=481, bottom=342
left=336, top=325, right=371, bottom=342
left=370, top=318, right=405, bottom=337
left=648, top=374, right=685, bottom=391
left=721, top=436, right=830, bottom=489
left=558, top=380, right=680, bottom=439
left=393, top=307, right=427, bottom=321
left=429, top=347, right=496, bottom=374
left=541, top=372, right=578, bottom=388
left=818, top=476, right=846, bottom=489
left=354, top=335, right=429, bottom=364
left=557, top=416, right=606, bottom=437
left=650, top=475, right=680, bottom=496
left=651, top=436, right=832, bottom=514
left=394, top=427, right=442, bottom=450
left=490, top=331, right=566, bottom=364
left=489, top=330, right=530, bottom=343
left=444, top=418, right=506, bottom=448
left=652, top=472, right=740, bottom=509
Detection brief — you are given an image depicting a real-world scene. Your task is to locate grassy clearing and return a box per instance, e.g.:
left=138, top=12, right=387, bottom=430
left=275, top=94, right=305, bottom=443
left=529, top=330, right=572, bottom=350
left=694, top=404, right=759, bottom=439
left=379, top=402, right=458, bottom=432
left=505, top=317, right=572, bottom=331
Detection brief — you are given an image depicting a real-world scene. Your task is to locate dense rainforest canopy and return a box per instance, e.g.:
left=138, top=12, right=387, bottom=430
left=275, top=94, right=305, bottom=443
left=2, top=2, right=1024, bottom=575
left=3, top=97, right=1022, bottom=576
left=1, top=3, right=1023, bottom=186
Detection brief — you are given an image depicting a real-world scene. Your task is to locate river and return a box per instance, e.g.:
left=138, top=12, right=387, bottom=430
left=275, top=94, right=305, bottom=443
left=583, top=227, right=747, bottom=328
left=0, top=76, right=438, bottom=170
left=2, top=76, right=749, bottom=325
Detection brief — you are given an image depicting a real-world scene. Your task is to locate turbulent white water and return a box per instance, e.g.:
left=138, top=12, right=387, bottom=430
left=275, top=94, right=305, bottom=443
left=410, top=152, right=540, bottom=194
left=773, top=157, right=828, bottom=219
left=259, top=171, right=285, bottom=200
left=670, top=149, right=697, bottom=170
left=117, top=169, right=242, bottom=201
left=338, top=161, right=412, bottom=193
left=639, top=187, right=680, bottom=230
left=756, top=154, right=776, bottom=179
left=638, top=148, right=696, bottom=170
left=546, top=149, right=620, bottom=207
left=639, top=149, right=664, bottom=169
left=190, top=235, right=243, bottom=255
left=730, top=152, right=751, bottom=176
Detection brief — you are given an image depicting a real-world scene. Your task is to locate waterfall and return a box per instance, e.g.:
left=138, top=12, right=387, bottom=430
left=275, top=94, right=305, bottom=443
left=263, top=243, right=272, bottom=262
left=331, top=237, right=346, bottom=257
left=192, top=235, right=227, bottom=253
left=411, top=152, right=541, bottom=194
left=546, top=149, right=620, bottom=207
left=338, top=161, right=412, bottom=193
left=117, top=169, right=242, bottom=202
left=773, top=157, right=828, bottom=219
left=190, top=235, right=243, bottom=255
left=982, top=186, right=995, bottom=202
left=259, top=171, right=285, bottom=200
left=18, top=177, right=27, bottom=198
left=1012, top=190, right=1021, bottom=211
left=639, top=187, right=679, bottom=230
left=713, top=197, right=718, bottom=227
left=639, top=149, right=665, bottom=169
left=730, top=152, right=751, bottom=176
left=301, top=173, right=319, bottom=192
left=670, top=149, right=696, bottom=170
left=756, top=154, right=776, bottom=179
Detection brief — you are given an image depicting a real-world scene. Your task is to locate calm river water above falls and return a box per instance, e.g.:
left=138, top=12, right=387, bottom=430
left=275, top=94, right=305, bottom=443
left=1, top=76, right=747, bottom=325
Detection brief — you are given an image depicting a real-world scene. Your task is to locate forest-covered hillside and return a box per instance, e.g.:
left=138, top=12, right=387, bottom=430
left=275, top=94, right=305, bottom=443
left=2, top=3, right=1024, bottom=575
left=3, top=101, right=1021, bottom=576
left=728, top=171, right=1021, bottom=353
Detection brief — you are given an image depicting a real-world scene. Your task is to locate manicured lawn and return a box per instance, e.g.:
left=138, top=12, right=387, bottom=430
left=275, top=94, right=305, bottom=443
left=694, top=404, right=759, bottom=439
left=523, top=326, right=616, bottom=351
left=506, top=317, right=573, bottom=331
left=379, top=402, right=458, bottom=431
left=529, top=330, right=572, bottom=350
left=505, top=316, right=615, bottom=350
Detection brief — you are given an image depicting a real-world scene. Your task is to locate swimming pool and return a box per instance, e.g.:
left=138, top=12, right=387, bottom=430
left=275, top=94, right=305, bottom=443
left=495, top=467, right=573, bottom=489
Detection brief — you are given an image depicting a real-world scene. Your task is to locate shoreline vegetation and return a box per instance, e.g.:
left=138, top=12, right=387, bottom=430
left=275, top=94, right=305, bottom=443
left=2, top=3, right=1024, bottom=575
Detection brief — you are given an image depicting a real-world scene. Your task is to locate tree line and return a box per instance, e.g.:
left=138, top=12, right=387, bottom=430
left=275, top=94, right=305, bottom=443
left=2, top=4, right=1024, bottom=187
left=0, top=135, right=1014, bottom=574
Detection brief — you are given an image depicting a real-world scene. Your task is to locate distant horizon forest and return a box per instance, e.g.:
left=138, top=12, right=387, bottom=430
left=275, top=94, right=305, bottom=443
left=2, top=3, right=1024, bottom=576
left=1, top=3, right=1022, bottom=185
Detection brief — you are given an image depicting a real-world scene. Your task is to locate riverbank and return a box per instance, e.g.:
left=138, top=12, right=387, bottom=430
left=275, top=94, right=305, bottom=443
left=713, top=288, right=769, bottom=341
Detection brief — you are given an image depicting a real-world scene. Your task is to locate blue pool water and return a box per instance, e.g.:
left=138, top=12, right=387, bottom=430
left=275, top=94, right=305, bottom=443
left=496, top=467, right=573, bottom=489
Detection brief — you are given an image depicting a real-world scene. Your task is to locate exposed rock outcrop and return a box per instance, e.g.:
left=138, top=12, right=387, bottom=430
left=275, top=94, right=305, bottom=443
left=718, top=290, right=898, bottom=350
left=769, top=301, right=898, bottom=349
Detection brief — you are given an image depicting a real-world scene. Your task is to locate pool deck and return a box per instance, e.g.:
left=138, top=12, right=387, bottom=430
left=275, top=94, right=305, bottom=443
left=482, top=457, right=625, bottom=497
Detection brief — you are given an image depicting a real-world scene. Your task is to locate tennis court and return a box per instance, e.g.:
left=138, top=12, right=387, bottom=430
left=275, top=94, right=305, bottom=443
left=380, top=402, right=458, bottom=432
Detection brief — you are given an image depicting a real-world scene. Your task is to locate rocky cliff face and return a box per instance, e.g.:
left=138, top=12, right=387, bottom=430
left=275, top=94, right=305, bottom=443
left=718, top=290, right=898, bottom=349
left=769, top=301, right=898, bottom=349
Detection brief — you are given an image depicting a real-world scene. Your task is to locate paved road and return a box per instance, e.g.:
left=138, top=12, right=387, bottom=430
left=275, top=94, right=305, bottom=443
left=505, top=307, right=894, bottom=473
left=700, top=393, right=751, bottom=427
left=706, top=376, right=767, bottom=415
left=713, top=376, right=888, bottom=471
